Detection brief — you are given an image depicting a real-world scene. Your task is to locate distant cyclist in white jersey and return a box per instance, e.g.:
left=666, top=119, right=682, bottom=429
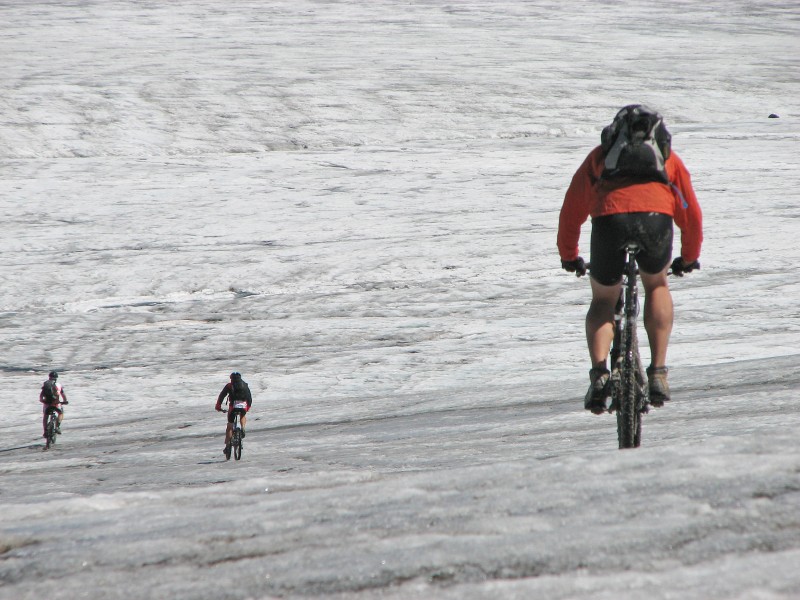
left=215, top=372, right=252, bottom=459
left=40, top=371, right=69, bottom=437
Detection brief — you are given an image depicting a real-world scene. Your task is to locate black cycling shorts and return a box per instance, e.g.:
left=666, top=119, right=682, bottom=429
left=227, top=408, right=246, bottom=424
left=590, top=212, right=673, bottom=286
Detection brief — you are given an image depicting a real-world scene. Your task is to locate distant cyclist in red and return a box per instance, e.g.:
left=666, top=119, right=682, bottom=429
left=40, top=371, right=69, bottom=437
left=558, top=105, right=703, bottom=413
left=215, top=372, right=252, bottom=459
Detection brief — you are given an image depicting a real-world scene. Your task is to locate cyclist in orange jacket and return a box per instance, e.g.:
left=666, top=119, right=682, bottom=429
left=558, top=105, right=703, bottom=413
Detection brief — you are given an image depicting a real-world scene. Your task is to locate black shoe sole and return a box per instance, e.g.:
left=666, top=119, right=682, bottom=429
left=586, top=401, right=608, bottom=415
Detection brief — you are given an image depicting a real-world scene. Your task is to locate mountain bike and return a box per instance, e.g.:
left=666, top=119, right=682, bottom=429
left=44, top=408, right=59, bottom=451
left=604, top=242, right=650, bottom=448
left=224, top=404, right=245, bottom=461
left=231, top=410, right=243, bottom=460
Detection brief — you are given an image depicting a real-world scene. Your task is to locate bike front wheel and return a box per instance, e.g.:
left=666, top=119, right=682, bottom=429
left=616, top=325, right=644, bottom=449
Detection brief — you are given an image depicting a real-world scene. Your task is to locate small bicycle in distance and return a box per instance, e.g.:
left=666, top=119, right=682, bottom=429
left=223, top=402, right=246, bottom=461
left=44, top=408, right=60, bottom=451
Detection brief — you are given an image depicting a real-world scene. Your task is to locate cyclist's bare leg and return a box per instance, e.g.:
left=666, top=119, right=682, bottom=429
left=240, top=414, right=247, bottom=432
left=640, top=268, right=673, bottom=367
left=587, top=278, right=622, bottom=368
left=225, top=423, right=233, bottom=446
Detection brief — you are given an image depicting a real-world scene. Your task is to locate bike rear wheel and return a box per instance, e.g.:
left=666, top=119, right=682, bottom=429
left=45, top=414, right=57, bottom=450
left=616, top=325, right=643, bottom=448
left=616, top=259, right=645, bottom=449
left=232, top=430, right=242, bottom=460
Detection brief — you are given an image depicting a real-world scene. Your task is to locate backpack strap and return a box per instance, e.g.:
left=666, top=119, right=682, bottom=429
left=669, top=182, right=688, bottom=209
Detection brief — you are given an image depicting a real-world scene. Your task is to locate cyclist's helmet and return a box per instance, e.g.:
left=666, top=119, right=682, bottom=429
left=49, top=371, right=58, bottom=380
left=230, top=372, right=242, bottom=380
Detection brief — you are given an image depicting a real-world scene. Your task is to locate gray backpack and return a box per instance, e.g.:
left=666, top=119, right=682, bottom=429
left=601, top=105, right=672, bottom=184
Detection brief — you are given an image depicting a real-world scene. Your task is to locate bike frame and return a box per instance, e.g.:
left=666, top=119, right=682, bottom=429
left=44, top=408, right=59, bottom=450
left=227, top=405, right=244, bottom=461
left=232, top=411, right=242, bottom=435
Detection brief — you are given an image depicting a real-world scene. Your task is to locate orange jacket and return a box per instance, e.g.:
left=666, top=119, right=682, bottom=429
left=557, top=146, right=703, bottom=263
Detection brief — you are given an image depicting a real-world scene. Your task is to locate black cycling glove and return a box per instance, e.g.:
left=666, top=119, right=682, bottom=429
left=562, top=257, right=587, bottom=277
left=671, top=257, right=700, bottom=277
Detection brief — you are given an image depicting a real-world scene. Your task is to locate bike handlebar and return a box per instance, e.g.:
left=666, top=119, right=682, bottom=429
left=583, top=263, right=675, bottom=277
